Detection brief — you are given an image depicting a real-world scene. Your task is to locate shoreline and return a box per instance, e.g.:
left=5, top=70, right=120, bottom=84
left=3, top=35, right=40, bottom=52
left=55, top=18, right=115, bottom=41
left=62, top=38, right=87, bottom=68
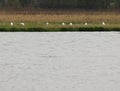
left=0, top=27, right=120, bottom=32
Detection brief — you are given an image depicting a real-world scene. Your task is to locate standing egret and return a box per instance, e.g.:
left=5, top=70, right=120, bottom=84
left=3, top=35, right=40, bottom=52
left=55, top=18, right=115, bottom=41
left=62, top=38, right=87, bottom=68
left=46, top=22, right=49, bottom=25
left=85, top=23, right=88, bottom=26
left=62, top=23, right=65, bottom=26
left=69, top=23, right=73, bottom=26
left=102, top=22, right=106, bottom=25
left=20, top=23, right=25, bottom=26
left=11, top=22, right=13, bottom=26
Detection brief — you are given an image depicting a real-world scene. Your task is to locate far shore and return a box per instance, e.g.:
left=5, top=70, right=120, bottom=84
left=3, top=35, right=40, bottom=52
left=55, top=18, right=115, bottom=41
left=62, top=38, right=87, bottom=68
left=0, top=10, right=120, bottom=31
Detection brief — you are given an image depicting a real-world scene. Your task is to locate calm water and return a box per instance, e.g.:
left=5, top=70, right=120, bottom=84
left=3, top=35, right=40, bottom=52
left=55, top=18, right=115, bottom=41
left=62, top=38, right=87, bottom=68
left=0, top=32, right=120, bottom=91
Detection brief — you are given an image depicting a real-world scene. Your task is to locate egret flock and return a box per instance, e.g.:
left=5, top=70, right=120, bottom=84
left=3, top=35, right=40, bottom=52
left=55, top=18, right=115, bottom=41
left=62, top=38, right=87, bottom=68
left=9, top=22, right=106, bottom=26
left=10, top=22, right=25, bottom=26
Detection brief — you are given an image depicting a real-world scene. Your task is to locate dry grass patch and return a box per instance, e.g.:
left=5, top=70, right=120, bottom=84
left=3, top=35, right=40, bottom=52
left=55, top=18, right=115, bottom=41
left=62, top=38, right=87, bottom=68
left=0, top=10, right=120, bottom=23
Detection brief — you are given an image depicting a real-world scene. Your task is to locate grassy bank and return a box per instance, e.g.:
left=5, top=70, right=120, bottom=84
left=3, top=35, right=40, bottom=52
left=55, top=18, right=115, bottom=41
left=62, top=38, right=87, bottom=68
left=0, top=10, right=120, bottom=31
left=0, top=22, right=120, bottom=32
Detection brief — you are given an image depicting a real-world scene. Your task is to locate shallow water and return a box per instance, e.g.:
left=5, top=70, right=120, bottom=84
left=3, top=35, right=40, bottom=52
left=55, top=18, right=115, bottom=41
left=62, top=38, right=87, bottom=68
left=0, top=32, right=120, bottom=91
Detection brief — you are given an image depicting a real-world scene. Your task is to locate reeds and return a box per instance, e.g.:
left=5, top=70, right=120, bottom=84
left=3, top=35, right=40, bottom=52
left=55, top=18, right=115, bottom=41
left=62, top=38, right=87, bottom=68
left=0, top=10, right=120, bottom=23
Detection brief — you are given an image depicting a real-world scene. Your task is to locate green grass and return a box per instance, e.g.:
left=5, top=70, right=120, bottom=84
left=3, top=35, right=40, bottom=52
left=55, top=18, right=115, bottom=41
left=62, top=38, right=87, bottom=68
left=0, top=22, right=120, bottom=32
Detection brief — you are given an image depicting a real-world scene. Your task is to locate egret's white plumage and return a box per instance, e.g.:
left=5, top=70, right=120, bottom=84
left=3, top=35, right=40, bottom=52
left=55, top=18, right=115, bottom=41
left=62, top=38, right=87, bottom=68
left=85, top=23, right=88, bottom=26
left=46, top=22, right=49, bottom=25
left=11, top=22, right=13, bottom=26
left=20, top=23, right=25, bottom=26
left=62, top=23, right=65, bottom=26
left=102, top=22, right=106, bottom=25
left=69, top=23, right=73, bottom=26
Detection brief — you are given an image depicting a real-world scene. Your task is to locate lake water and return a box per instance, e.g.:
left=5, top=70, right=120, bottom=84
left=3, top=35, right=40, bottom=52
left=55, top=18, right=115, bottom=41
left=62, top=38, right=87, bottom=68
left=0, top=32, right=120, bottom=91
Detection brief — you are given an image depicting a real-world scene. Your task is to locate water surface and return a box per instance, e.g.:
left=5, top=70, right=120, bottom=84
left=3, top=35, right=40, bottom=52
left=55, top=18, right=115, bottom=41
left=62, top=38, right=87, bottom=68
left=0, top=32, right=120, bottom=91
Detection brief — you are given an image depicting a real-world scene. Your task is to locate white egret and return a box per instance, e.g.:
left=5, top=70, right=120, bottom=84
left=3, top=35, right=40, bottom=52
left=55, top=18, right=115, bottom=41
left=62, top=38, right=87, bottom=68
left=11, top=22, right=13, bottom=26
left=102, top=22, right=106, bottom=25
left=20, top=23, right=25, bottom=26
left=46, top=22, right=49, bottom=25
left=85, top=23, right=88, bottom=26
left=69, top=23, right=73, bottom=26
left=62, top=22, right=65, bottom=26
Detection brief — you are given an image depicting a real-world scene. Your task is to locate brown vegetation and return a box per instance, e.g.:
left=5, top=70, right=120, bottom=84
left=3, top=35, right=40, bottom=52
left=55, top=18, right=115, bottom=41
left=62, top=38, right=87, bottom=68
left=0, top=10, right=120, bottom=23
